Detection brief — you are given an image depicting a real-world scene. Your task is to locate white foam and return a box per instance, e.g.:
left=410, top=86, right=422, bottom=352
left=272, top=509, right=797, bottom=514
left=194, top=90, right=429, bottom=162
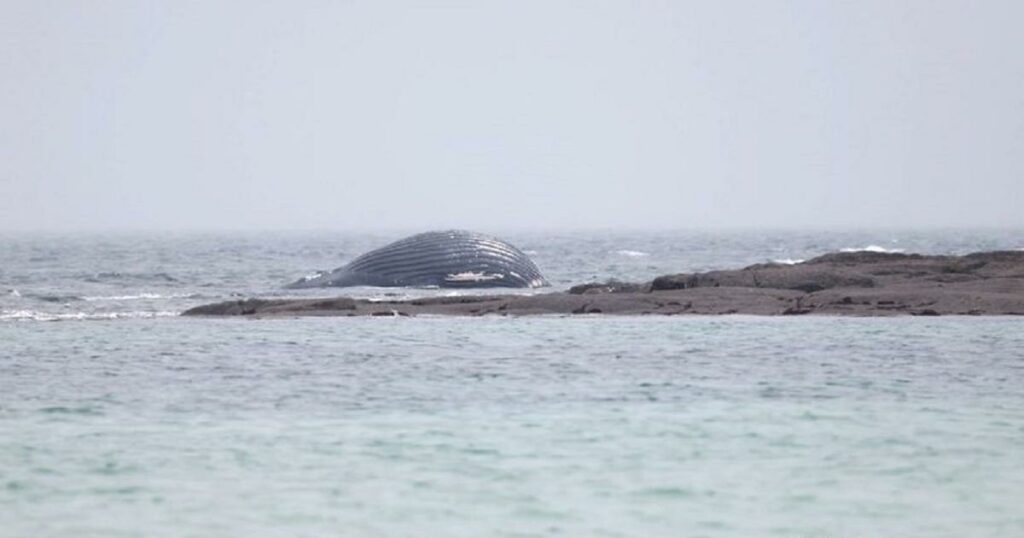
left=839, top=245, right=905, bottom=254
left=615, top=250, right=649, bottom=257
left=771, top=258, right=805, bottom=265
left=5, top=289, right=19, bottom=297
left=0, top=310, right=180, bottom=322
left=81, top=293, right=194, bottom=301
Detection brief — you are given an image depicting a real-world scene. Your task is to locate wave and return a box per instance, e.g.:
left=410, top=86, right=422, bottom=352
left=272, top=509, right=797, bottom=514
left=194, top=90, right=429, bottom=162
left=5, top=289, right=19, bottom=297
left=30, top=294, right=83, bottom=303
left=21, top=292, right=199, bottom=303
left=839, top=245, right=905, bottom=254
left=615, top=250, right=649, bottom=257
left=81, top=272, right=179, bottom=283
left=81, top=293, right=198, bottom=301
left=0, top=310, right=180, bottom=322
left=771, top=258, right=805, bottom=265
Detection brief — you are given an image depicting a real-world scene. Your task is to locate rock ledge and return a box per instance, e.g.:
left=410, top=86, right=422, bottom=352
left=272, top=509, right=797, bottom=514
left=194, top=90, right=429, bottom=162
left=183, top=251, right=1024, bottom=317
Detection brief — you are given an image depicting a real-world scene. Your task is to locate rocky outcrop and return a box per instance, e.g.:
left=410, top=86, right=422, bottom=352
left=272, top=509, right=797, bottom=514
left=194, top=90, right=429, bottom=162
left=568, top=279, right=649, bottom=294
left=183, top=251, right=1024, bottom=317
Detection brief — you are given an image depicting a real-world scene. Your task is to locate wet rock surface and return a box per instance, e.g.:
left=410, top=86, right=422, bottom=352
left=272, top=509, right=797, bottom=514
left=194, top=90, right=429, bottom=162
left=183, top=251, right=1024, bottom=317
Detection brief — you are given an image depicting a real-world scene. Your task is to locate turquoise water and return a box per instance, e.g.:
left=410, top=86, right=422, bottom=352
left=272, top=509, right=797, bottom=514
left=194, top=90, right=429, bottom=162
left=3, top=316, right=1023, bottom=537
left=2, top=231, right=1024, bottom=536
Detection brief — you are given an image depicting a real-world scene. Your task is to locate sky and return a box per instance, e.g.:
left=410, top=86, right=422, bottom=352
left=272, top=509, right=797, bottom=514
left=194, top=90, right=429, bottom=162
left=1, top=1, right=1022, bottom=231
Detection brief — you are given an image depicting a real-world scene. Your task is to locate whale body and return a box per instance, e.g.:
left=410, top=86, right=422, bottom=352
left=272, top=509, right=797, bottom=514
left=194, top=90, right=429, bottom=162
left=286, top=230, right=549, bottom=289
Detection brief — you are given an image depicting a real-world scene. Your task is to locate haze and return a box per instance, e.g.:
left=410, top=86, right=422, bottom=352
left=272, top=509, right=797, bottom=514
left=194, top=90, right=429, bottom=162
left=2, top=1, right=1022, bottom=231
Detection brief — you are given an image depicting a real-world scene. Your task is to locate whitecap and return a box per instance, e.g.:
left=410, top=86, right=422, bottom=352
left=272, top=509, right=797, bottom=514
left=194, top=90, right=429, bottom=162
left=81, top=293, right=195, bottom=301
left=5, top=289, right=19, bottom=297
left=297, top=271, right=326, bottom=282
left=771, top=258, right=805, bottom=265
left=0, top=310, right=180, bottom=322
left=615, top=250, right=649, bottom=257
left=839, top=245, right=905, bottom=254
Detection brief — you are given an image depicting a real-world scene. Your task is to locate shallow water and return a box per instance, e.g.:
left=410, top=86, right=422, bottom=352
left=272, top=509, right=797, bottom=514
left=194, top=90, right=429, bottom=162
left=2, top=231, right=1024, bottom=536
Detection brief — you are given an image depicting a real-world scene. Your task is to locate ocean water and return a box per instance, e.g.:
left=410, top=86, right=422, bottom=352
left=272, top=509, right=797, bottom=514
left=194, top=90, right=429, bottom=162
left=2, top=230, right=1024, bottom=537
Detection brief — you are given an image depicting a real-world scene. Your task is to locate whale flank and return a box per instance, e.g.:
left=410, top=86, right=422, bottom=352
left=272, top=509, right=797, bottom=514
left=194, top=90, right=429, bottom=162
left=286, top=230, right=549, bottom=289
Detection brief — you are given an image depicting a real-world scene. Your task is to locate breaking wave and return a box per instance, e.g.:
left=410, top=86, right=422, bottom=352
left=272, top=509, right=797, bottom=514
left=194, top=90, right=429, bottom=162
left=82, top=293, right=198, bottom=301
left=615, top=250, right=649, bottom=257
left=0, top=310, right=180, bottom=322
left=839, top=245, right=905, bottom=254
left=21, top=292, right=200, bottom=303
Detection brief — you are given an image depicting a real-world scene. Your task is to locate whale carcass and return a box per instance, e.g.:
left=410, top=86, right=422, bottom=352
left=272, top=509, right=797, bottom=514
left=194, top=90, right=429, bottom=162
left=287, top=230, right=549, bottom=289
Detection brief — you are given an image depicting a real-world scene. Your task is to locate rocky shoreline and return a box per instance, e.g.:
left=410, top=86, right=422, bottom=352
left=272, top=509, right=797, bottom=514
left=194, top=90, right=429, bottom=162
left=182, top=250, right=1024, bottom=317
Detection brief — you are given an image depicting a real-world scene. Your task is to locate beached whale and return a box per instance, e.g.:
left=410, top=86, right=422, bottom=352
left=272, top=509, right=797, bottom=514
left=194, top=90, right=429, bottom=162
left=286, top=230, right=549, bottom=289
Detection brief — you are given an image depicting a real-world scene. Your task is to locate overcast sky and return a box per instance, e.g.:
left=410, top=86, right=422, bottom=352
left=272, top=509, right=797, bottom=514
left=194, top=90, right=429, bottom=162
left=2, top=1, right=1022, bottom=231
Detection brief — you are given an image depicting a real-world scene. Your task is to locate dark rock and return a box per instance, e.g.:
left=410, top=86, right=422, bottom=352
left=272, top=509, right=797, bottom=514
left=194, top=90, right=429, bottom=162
left=651, top=266, right=874, bottom=293
left=569, top=280, right=647, bottom=294
left=804, top=251, right=919, bottom=265
left=305, top=298, right=357, bottom=311
left=182, top=299, right=272, bottom=316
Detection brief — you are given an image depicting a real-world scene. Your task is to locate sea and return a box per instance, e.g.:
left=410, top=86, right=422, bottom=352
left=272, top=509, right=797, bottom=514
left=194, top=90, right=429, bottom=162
left=2, top=229, right=1023, bottom=537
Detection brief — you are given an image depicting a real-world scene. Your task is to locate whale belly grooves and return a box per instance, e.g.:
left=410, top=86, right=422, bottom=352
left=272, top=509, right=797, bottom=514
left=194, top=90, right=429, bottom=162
left=286, top=230, right=549, bottom=289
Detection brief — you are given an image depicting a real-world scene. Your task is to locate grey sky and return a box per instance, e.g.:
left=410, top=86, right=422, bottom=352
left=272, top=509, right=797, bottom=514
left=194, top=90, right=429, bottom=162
left=2, top=1, right=1022, bottom=231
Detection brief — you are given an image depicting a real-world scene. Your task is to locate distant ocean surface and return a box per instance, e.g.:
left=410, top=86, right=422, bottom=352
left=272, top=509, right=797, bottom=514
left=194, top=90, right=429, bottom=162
left=2, top=230, right=1024, bottom=537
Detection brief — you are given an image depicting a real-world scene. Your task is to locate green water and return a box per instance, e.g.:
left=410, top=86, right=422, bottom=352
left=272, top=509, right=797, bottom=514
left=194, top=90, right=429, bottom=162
left=3, top=316, right=1022, bottom=537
